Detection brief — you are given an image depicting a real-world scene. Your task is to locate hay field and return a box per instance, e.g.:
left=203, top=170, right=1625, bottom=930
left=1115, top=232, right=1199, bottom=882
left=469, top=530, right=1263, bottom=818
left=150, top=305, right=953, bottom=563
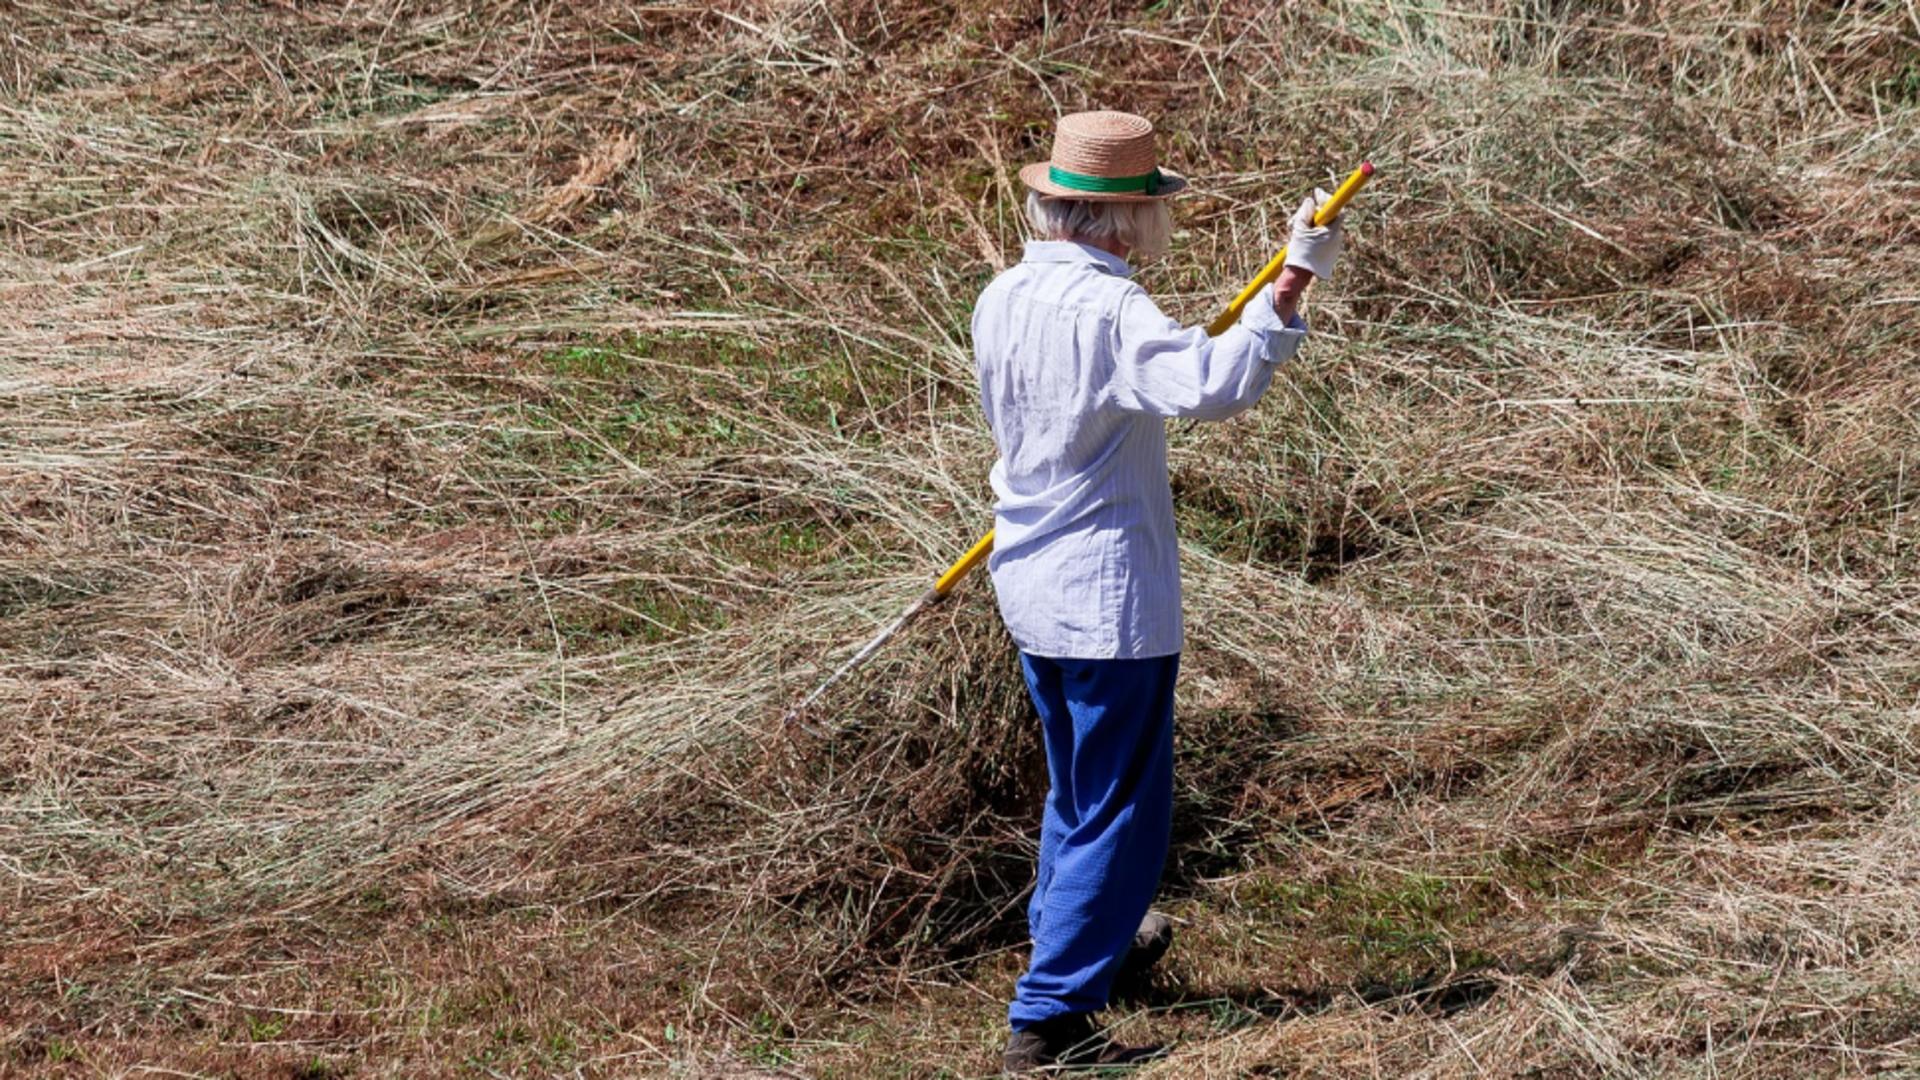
left=3, top=1, right=1918, bottom=1075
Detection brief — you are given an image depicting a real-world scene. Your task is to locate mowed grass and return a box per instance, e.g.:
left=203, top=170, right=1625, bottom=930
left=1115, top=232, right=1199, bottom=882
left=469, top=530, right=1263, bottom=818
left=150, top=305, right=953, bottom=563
left=3, top=1, right=1918, bottom=1077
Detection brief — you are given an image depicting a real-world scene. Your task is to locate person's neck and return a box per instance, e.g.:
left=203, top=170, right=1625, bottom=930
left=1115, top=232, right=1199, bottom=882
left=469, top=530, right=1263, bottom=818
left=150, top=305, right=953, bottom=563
left=1072, top=235, right=1130, bottom=262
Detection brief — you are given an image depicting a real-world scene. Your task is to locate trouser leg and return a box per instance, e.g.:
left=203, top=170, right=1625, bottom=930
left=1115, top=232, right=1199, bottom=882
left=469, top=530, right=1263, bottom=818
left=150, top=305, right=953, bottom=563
left=1019, top=653, right=1075, bottom=944
left=1009, top=653, right=1179, bottom=1029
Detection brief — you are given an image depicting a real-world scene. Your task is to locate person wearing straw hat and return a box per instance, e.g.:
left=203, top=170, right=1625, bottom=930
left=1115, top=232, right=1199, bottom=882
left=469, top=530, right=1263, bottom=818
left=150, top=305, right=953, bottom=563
left=974, top=110, right=1343, bottom=1072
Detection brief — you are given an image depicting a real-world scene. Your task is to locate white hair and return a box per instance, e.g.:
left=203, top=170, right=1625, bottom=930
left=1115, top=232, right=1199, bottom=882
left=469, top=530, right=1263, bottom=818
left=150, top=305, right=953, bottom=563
left=1024, top=190, right=1173, bottom=260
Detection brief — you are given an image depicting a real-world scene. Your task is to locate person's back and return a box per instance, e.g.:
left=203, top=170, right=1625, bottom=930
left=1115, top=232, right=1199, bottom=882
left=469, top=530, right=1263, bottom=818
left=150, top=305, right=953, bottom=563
left=974, top=241, right=1185, bottom=660
left=972, top=231, right=1306, bottom=660
left=974, top=249, right=1140, bottom=500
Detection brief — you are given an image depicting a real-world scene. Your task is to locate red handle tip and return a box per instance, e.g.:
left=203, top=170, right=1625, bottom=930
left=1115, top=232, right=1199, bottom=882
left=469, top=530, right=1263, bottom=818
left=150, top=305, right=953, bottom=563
left=1360, top=161, right=1375, bottom=176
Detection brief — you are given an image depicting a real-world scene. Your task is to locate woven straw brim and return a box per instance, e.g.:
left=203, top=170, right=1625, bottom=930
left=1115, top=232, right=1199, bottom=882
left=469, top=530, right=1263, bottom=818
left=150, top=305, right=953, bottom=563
left=1019, top=161, right=1188, bottom=202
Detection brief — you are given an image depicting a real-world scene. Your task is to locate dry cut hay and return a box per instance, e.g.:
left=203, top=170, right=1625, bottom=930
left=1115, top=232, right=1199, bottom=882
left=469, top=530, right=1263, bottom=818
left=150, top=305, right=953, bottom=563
left=3, top=0, right=1919, bottom=1074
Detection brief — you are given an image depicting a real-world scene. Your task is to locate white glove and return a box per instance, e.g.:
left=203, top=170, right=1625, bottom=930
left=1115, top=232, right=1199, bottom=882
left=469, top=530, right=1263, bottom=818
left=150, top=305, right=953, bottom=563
left=1282, top=188, right=1344, bottom=281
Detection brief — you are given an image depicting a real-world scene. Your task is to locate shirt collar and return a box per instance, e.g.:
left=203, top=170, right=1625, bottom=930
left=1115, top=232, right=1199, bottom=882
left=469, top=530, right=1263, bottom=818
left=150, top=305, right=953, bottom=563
left=1021, top=240, right=1134, bottom=278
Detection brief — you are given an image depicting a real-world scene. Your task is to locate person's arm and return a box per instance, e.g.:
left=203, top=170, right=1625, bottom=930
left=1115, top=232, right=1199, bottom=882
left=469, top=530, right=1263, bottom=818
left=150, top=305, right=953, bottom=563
left=1107, top=189, right=1344, bottom=420
left=1270, top=264, right=1313, bottom=323
left=1105, top=285, right=1305, bottom=421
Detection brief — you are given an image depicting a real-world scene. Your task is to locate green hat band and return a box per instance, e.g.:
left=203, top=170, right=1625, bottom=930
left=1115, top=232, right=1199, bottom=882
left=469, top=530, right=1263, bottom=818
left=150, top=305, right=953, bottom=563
left=1048, top=165, right=1162, bottom=194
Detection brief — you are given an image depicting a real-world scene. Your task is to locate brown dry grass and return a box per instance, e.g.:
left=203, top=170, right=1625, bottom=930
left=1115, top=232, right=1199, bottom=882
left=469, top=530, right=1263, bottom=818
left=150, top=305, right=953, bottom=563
left=3, top=0, right=1918, bottom=1076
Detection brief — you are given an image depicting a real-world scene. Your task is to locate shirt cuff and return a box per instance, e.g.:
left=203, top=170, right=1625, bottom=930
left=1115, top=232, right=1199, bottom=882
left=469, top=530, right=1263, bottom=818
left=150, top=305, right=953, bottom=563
left=1237, top=290, right=1309, bottom=362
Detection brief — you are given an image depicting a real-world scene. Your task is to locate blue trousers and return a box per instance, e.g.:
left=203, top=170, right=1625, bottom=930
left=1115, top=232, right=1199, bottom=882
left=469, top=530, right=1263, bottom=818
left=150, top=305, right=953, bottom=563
left=1009, top=652, right=1179, bottom=1029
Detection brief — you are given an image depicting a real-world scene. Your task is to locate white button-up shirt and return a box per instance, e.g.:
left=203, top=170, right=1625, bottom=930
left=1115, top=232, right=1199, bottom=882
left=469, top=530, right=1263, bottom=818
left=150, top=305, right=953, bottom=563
left=971, top=240, right=1307, bottom=659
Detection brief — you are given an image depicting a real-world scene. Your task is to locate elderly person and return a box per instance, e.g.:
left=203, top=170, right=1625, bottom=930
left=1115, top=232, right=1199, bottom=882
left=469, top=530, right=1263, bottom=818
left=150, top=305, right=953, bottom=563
left=973, top=111, right=1343, bottom=1072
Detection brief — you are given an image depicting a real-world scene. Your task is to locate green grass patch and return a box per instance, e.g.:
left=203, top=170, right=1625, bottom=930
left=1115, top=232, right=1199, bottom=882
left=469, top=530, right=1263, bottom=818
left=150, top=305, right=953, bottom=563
left=1239, top=869, right=1497, bottom=978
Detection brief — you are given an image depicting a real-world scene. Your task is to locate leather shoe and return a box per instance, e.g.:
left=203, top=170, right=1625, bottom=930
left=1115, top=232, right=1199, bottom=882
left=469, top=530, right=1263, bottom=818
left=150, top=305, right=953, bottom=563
left=1002, top=1013, right=1164, bottom=1074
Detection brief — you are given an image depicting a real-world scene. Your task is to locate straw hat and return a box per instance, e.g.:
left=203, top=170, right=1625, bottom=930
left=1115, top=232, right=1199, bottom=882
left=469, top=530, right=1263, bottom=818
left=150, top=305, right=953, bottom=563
left=1019, top=110, right=1188, bottom=202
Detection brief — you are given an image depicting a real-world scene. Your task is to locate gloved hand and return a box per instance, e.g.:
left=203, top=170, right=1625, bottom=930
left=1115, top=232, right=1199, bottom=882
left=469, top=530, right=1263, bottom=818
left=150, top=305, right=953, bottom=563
left=1282, top=188, right=1344, bottom=281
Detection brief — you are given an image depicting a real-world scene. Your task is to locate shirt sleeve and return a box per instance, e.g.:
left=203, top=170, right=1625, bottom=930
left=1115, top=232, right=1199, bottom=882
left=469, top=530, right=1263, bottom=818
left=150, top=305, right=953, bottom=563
left=1106, top=285, right=1308, bottom=420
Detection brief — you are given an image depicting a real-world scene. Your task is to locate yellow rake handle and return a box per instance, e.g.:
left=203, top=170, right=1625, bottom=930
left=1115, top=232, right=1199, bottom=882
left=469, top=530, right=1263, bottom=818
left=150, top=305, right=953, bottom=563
left=1207, top=160, right=1373, bottom=336
left=933, top=528, right=997, bottom=597
left=936, top=161, right=1376, bottom=597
